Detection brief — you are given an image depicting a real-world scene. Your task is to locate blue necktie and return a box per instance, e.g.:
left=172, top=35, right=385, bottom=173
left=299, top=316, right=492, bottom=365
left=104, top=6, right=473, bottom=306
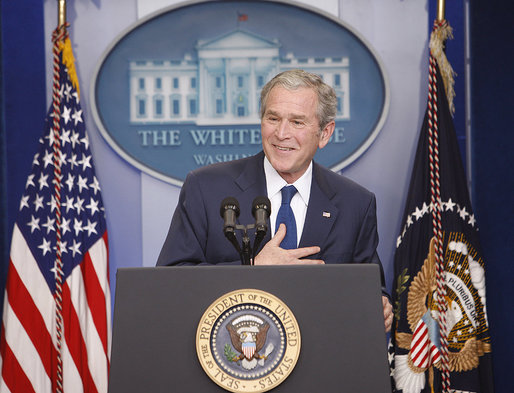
left=275, top=185, right=297, bottom=249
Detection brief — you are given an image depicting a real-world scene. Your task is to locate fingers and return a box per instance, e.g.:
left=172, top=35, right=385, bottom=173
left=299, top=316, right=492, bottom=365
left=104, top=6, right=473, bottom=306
left=289, top=245, right=321, bottom=259
left=385, top=314, right=393, bottom=332
left=254, top=225, right=324, bottom=265
left=269, top=223, right=286, bottom=246
left=281, top=246, right=324, bottom=265
left=272, top=224, right=321, bottom=257
left=382, top=296, right=393, bottom=333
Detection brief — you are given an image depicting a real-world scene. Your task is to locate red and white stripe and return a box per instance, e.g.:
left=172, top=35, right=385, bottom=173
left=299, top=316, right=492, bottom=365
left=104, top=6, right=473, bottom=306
left=242, top=343, right=256, bottom=360
left=0, top=225, right=111, bottom=393
left=410, top=319, right=441, bottom=369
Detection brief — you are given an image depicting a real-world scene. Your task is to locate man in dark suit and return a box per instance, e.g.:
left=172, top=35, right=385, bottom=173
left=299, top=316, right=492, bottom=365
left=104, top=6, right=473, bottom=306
left=157, top=69, right=393, bottom=331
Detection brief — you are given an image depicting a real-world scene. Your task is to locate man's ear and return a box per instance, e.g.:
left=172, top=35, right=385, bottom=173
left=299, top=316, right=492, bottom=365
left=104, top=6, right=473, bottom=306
left=318, top=121, right=335, bottom=149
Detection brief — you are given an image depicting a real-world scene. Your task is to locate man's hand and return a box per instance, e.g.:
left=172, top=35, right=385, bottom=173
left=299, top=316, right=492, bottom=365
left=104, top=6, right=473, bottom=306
left=383, top=296, right=393, bottom=333
left=254, top=223, right=324, bottom=265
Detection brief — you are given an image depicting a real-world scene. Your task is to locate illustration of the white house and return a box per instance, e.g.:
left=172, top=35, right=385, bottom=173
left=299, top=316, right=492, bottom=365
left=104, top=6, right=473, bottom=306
left=129, top=29, right=350, bottom=125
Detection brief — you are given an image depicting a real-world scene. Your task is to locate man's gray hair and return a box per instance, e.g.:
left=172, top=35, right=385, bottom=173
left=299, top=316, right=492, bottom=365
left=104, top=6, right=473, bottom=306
left=259, top=69, right=337, bottom=131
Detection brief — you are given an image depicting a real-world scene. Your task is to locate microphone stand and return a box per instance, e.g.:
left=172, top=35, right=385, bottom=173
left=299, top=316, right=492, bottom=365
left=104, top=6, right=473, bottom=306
left=235, top=224, right=255, bottom=265
left=221, top=196, right=270, bottom=266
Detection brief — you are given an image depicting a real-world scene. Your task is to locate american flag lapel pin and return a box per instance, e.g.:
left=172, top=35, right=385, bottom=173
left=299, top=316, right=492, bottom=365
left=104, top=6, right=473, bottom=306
left=322, top=211, right=331, bottom=218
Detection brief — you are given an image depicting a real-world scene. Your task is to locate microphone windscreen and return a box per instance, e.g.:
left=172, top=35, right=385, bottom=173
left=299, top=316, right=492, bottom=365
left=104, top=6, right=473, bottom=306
left=220, top=197, right=240, bottom=218
left=252, top=196, right=271, bottom=218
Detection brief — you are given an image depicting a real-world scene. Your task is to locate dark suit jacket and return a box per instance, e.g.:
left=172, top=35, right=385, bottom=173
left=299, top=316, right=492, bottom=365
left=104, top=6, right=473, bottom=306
left=157, top=152, right=386, bottom=287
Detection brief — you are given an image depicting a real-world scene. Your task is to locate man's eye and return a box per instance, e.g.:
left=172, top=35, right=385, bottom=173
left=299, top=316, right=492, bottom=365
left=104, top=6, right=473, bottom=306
left=291, top=120, right=304, bottom=127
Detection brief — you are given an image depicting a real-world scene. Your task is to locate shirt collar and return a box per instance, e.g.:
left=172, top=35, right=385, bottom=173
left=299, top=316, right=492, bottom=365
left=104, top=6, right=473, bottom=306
left=263, top=155, right=312, bottom=206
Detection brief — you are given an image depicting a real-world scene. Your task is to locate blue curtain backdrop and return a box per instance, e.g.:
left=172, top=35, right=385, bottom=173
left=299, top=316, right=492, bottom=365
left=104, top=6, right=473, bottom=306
left=0, top=1, right=512, bottom=391
left=470, top=2, right=514, bottom=391
left=0, top=0, right=47, bottom=316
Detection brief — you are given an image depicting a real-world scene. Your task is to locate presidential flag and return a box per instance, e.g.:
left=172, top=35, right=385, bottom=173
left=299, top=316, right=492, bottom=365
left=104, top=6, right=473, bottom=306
left=389, top=21, right=494, bottom=393
left=0, top=25, right=111, bottom=392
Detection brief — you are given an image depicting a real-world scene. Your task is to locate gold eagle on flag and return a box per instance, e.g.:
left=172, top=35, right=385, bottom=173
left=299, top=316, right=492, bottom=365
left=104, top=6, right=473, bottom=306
left=394, top=236, right=491, bottom=393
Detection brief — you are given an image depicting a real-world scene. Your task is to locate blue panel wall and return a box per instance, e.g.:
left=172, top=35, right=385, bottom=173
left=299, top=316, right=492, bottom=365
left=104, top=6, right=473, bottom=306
left=0, top=4, right=5, bottom=297
left=470, top=3, right=514, bottom=392
left=0, top=1, right=47, bottom=314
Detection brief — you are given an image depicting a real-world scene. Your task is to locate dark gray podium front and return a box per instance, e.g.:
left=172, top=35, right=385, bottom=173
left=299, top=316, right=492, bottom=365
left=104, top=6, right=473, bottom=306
left=109, top=265, right=391, bottom=393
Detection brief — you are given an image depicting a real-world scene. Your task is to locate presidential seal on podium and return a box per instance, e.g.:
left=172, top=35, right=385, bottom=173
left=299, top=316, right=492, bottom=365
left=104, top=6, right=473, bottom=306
left=196, top=289, right=301, bottom=392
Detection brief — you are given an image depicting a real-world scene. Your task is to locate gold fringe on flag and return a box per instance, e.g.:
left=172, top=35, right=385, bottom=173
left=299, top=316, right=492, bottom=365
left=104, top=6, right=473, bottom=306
left=429, top=22, right=456, bottom=115
left=58, top=37, right=80, bottom=97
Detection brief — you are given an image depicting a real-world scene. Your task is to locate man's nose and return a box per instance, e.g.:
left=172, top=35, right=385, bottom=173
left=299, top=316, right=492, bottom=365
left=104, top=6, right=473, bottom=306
left=276, top=120, right=290, bottom=139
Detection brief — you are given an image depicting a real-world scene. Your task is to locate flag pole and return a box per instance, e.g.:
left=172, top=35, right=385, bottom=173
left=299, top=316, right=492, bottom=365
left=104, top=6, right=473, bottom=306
left=54, top=2, right=68, bottom=392
left=432, top=3, right=452, bottom=392
left=437, top=0, right=446, bottom=21
left=58, top=0, right=66, bottom=27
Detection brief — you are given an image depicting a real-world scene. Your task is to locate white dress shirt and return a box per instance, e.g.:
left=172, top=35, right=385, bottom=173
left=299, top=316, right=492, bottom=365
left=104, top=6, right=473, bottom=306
left=263, top=156, right=312, bottom=246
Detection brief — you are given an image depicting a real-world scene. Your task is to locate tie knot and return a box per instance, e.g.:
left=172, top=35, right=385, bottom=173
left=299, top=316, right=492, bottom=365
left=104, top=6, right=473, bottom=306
left=281, top=185, right=297, bottom=204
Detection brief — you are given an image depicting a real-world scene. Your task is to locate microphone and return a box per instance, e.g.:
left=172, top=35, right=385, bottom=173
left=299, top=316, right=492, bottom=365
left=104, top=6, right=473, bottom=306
left=252, top=196, right=271, bottom=233
left=220, top=197, right=241, bottom=254
left=252, top=196, right=271, bottom=257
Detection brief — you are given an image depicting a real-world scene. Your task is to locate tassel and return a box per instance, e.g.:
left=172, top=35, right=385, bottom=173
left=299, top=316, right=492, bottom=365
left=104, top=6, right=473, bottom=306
left=429, top=21, right=456, bottom=115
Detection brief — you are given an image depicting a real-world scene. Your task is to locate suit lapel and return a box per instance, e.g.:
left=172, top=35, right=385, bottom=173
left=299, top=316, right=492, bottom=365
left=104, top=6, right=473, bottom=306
left=234, top=151, right=266, bottom=193
left=299, top=162, right=338, bottom=248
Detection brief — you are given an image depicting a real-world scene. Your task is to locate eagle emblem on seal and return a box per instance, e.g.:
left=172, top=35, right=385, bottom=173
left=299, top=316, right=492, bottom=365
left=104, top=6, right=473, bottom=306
left=225, top=314, right=274, bottom=370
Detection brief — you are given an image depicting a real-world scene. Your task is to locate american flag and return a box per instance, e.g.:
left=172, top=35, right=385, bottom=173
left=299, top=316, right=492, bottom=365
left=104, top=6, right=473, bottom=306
left=237, top=12, right=248, bottom=22
left=0, top=26, right=111, bottom=392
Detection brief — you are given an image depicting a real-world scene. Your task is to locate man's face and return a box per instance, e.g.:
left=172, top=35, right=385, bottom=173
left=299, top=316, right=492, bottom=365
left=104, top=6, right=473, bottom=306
left=261, top=86, right=334, bottom=184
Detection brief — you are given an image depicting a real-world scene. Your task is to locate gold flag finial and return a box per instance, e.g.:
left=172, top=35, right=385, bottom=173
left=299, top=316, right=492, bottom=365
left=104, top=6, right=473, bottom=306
left=58, top=0, right=66, bottom=27
left=437, top=0, right=446, bottom=22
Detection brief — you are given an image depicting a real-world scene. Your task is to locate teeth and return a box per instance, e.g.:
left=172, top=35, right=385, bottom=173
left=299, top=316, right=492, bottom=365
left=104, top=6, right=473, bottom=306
left=276, top=146, right=292, bottom=151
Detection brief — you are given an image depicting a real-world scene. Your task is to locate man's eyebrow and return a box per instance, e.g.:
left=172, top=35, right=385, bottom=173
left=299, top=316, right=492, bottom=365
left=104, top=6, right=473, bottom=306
left=289, top=114, right=308, bottom=120
left=264, top=109, right=307, bottom=119
left=264, top=109, right=279, bottom=117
